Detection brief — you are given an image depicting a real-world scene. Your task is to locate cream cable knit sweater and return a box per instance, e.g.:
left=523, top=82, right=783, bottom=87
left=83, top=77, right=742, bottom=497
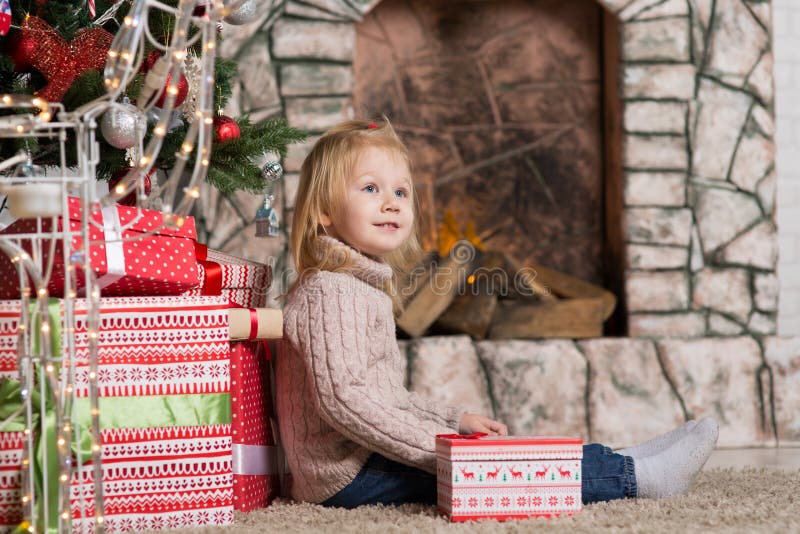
left=276, top=236, right=465, bottom=504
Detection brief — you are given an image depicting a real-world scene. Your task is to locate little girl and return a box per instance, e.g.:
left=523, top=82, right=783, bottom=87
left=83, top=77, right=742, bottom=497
left=275, top=119, right=719, bottom=509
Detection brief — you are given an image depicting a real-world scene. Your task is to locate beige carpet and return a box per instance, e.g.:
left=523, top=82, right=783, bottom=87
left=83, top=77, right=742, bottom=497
left=162, top=468, right=800, bottom=534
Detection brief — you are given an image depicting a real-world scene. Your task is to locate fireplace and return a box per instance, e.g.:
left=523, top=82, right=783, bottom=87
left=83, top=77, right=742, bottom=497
left=353, top=0, right=627, bottom=334
left=207, top=0, right=800, bottom=449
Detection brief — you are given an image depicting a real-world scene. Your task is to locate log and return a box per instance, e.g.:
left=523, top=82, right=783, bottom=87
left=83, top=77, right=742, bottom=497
left=229, top=308, right=283, bottom=340
left=489, top=298, right=604, bottom=339
left=506, top=253, right=616, bottom=319
left=435, top=251, right=504, bottom=339
left=397, top=251, right=477, bottom=338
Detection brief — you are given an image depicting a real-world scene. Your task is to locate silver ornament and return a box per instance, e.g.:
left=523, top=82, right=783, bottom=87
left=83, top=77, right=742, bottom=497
left=101, top=102, right=145, bottom=149
left=146, top=108, right=185, bottom=132
left=223, top=0, right=257, bottom=25
left=262, top=160, right=283, bottom=183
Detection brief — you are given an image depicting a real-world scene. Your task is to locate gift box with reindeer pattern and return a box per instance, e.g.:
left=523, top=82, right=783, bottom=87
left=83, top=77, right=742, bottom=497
left=435, top=434, right=582, bottom=522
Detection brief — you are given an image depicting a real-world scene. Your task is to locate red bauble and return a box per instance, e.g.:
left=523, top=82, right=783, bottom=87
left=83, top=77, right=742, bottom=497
left=108, top=168, right=154, bottom=207
left=7, top=33, right=39, bottom=72
left=141, top=50, right=190, bottom=108
left=214, top=115, right=240, bottom=142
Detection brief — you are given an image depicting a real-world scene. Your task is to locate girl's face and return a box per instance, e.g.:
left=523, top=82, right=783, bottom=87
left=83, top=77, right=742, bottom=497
left=320, top=145, right=414, bottom=257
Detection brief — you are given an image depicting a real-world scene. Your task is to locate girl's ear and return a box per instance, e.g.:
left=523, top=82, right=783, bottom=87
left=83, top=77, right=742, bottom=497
left=319, top=212, right=332, bottom=227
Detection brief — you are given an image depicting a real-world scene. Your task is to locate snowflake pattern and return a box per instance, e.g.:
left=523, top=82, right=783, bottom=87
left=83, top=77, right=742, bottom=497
left=208, top=362, right=222, bottom=378
left=191, top=363, right=206, bottom=377
left=549, top=496, right=558, bottom=506
left=120, top=518, right=133, bottom=532
left=112, top=368, right=128, bottom=382
left=145, top=367, right=159, bottom=381
left=167, top=515, right=181, bottom=529
left=468, top=497, right=478, bottom=508
left=160, top=366, right=176, bottom=381
left=500, top=496, right=510, bottom=507
left=212, top=510, right=228, bottom=523
left=452, top=498, right=462, bottom=508
left=175, top=365, right=190, bottom=379
left=135, top=517, right=149, bottom=531
left=565, top=495, right=575, bottom=506
left=484, top=497, right=494, bottom=507
left=517, top=496, right=527, bottom=507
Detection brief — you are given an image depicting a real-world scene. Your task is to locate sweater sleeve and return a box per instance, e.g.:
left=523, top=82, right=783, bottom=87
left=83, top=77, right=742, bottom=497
left=287, top=274, right=457, bottom=474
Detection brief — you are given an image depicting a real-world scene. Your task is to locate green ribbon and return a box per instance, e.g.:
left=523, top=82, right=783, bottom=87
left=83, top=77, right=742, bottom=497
left=1, top=299, right=232, bottom=533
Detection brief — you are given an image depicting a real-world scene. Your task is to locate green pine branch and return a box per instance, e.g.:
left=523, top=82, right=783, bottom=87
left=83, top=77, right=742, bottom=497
left=0, top=0, right=308, bottom=196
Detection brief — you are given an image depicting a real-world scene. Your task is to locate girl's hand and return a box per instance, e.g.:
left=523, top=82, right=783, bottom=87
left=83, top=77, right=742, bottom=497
left=459, top=413, right=508, bottom=436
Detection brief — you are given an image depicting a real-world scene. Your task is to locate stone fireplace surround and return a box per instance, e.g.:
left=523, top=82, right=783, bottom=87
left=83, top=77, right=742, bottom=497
left=206, top=0, right=800, bottom=448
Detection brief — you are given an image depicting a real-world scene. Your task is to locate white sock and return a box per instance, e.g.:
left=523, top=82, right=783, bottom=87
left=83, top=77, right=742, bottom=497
left=617, top=420, right=697, bottom=459
left=634, top=417, right=719, bottom=499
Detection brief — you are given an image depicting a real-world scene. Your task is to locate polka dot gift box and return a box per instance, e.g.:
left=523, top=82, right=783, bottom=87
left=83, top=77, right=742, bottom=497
left=0, top=296, right=279, bottom=532
left=436, top=434, right=583, bottom=522
left=0, top=197, right=200, bottom=299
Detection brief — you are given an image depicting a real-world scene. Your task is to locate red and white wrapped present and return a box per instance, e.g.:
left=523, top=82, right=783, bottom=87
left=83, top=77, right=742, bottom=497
left=436, top=434, right=583, bottom=522
left=0, top=432, right=24, bottom=531
left=184, top=245, right=271, bottom=309
left=0, top=295, right=278, bottom=533
left=0, top=197, right=199, bottom=299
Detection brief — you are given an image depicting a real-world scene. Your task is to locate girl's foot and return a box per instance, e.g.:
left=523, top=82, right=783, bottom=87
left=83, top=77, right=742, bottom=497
left=634, top=417, right=719, bottom=499
left=617, top=419, right=697, bottom=459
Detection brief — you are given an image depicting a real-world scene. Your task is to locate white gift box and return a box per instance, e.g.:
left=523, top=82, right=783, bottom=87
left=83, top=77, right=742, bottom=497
left=436, top=434, right=583, bottom=522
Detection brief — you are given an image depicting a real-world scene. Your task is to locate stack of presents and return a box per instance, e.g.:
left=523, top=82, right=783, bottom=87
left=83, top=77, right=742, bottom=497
left=0, top=199, right=282, bottom=532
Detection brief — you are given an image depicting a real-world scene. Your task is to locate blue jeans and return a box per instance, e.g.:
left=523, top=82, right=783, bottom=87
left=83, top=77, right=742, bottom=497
left=321, top=444, right=636, bottom=509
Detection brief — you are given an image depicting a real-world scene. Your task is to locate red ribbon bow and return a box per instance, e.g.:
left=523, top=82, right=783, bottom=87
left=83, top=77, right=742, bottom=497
left=195, top=243, right=223, bottom=296
left=22, top=16, right=113, bottom=102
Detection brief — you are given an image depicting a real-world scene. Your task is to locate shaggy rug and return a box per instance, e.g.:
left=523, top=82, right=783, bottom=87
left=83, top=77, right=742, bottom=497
left=164, top=467, right=800, bottom=533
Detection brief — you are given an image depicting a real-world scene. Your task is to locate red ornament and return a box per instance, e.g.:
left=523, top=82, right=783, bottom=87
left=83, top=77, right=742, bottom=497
left=6, top=33, right=38, bottom=72
left=21, top=16, right=114, bottom=102
left=108, top=167, right=154, bottom=207
left=141, top=50, right=190, bottom=108
left=213, top=115, right=240, bottom=142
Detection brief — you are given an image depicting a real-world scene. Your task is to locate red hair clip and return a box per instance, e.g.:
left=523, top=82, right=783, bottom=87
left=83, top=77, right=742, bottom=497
left=367, top=122, right=378, bottom=129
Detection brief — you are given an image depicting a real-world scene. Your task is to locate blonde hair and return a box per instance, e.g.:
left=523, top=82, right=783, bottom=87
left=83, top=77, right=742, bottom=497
left=289, top=119, right=424, bottom=310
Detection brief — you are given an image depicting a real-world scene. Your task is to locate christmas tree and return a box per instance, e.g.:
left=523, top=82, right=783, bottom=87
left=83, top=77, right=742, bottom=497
left=0, top=0, right=305, bottom=196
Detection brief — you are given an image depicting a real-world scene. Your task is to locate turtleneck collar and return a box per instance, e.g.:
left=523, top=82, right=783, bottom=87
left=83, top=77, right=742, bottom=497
left=315, top=235, right=394, bottom=288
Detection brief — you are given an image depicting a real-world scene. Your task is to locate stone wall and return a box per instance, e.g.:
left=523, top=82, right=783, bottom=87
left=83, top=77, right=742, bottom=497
left=406, top=334, right=800, bottom=448
left=773, top=0, right=800, bottom=335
